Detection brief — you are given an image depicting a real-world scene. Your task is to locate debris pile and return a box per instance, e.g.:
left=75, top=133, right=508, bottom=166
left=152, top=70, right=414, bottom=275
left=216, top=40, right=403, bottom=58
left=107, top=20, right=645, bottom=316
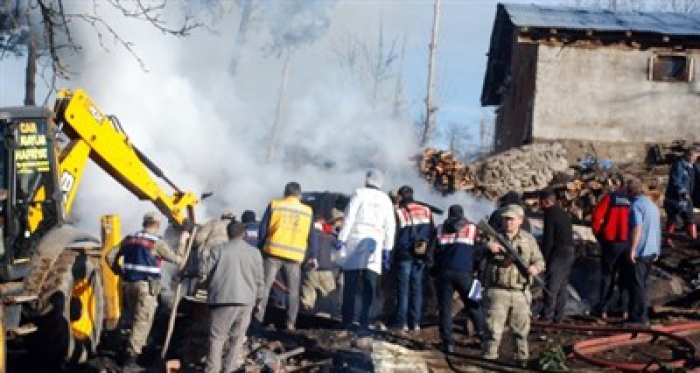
left=371, top=341, right=429, bottom=373
left=522, top=163, right=661, bottom=222
left=420, top=143, right=569, bottom=199
left=420, top=142, right=678, bottom=223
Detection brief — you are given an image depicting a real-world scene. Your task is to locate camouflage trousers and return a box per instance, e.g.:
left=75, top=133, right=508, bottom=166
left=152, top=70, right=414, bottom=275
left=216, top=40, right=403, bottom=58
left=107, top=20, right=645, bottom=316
left=122, top=281, right=158, bottom=355
left=301, top=270, right=337, bottom=310
left=482, top=287, right=532, bottom=360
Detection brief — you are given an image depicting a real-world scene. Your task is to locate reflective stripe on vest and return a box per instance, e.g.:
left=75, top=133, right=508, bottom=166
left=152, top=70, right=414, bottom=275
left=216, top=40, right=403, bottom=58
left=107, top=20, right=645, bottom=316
left=397, top=203, right=432, bottom=228
left=122, top=231, right=161, bottom=280
left=264, top=197, right=313, bottom=262
left=122, top=263, right=161, bottom=274
left=437, top=224, right=477, bottom=245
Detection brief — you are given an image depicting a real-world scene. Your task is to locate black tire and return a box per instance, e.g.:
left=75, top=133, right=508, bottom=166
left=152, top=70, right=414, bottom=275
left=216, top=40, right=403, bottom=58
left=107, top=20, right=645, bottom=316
left=27, top=250, right=104, bottom=365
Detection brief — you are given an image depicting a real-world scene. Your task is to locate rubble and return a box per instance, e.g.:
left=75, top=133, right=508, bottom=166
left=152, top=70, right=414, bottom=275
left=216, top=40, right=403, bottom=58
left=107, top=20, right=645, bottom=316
left=371, top=341, right=429, bottom=373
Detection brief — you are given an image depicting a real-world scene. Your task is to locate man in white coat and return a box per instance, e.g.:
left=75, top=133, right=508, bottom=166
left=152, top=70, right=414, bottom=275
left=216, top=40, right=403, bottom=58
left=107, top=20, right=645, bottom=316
left=337, top=169, right=396, bottom=331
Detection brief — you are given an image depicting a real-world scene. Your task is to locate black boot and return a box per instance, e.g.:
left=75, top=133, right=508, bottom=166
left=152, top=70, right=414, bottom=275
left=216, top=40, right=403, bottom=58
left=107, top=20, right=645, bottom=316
left=122, top=352, right=144, bottom=372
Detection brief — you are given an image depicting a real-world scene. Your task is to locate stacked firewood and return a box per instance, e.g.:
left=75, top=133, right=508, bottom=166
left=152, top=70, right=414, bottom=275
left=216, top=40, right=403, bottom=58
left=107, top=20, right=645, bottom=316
left=419, top=143, right=569, bottom=199
left=419, top=148, right=475, bottom=195
left=419, top=143, right=672, bottom=223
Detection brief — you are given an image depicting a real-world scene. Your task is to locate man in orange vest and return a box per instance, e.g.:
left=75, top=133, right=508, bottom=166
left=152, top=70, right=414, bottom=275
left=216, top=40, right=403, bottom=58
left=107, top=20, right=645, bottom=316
left=255, top=182, right=317, bottom=330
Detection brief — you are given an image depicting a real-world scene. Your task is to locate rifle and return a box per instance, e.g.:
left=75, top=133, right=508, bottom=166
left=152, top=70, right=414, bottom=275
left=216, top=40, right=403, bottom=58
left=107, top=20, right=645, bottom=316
left=477, top=220, right=548, bottom=293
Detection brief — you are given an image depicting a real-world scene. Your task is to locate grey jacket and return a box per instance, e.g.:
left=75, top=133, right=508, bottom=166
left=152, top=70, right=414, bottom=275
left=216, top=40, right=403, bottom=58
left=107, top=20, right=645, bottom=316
left=200, top=238, right=264, bottom=306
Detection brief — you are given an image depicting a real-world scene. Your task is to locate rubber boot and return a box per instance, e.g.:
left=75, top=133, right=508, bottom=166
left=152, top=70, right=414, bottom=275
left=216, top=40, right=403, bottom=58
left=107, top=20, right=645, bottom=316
left=664, top=223, right=676, bottom=248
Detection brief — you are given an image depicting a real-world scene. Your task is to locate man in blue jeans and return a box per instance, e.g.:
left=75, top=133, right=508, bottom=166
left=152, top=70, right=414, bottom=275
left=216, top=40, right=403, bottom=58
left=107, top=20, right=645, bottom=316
left=393, top=185, right=435, bottom=331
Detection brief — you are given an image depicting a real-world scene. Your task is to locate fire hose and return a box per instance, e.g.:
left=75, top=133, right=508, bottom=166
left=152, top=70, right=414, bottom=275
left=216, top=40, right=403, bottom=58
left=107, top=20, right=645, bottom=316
left=532, top=320, right=700, bottom=371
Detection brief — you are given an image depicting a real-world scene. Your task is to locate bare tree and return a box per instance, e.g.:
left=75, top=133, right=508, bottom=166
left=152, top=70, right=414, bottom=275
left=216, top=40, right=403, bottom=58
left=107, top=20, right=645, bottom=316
left=421, top=0, right=441, bottom=147
left=1, top=0, right=198, bottom=104
left=229, top=0, right=254, bottom=75
left=331, top=20, right=403, bottom=110
left=437, top=121, right=472, bottom=161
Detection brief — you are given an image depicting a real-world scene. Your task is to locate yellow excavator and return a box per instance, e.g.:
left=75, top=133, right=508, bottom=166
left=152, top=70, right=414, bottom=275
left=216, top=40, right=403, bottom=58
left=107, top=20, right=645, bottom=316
left=0, top=88, right=198, bottom=370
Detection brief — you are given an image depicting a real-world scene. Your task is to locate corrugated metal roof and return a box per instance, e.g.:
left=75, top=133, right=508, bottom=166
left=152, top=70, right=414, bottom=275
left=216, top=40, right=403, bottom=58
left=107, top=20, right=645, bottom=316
left=503, top=3, right=700, bottom=36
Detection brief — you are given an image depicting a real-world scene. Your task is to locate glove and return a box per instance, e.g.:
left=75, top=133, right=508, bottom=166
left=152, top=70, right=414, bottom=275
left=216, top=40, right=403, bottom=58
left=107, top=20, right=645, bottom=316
left=382, top=250, right=392, bottom=271
left=334, top=241, right=345, bottom=251
left=306, top=258, right=319, bottom=271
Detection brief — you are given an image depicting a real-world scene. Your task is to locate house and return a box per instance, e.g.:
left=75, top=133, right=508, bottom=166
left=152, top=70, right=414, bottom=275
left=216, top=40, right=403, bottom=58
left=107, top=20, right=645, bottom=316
left=481, top=3, right=700, bottom=161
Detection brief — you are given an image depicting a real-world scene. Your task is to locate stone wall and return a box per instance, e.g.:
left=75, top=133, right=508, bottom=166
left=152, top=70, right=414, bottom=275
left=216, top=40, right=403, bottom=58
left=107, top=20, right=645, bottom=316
left=533, top=45, right=700, bottom=144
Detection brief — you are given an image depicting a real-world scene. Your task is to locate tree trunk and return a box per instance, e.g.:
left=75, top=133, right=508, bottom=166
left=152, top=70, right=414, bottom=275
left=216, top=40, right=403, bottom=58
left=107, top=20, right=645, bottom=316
left=420, top=0, right=441, bottom=147
left=266, top=52, right=293, bottom=162
left=24, top=20, right=37, bottom=106
left=229, top=0, right=254, bottom=76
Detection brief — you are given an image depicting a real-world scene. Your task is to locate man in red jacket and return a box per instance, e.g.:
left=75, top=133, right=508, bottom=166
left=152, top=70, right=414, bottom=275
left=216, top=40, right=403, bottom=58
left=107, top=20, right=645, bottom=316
left=591, top=177, right=631, bottom=319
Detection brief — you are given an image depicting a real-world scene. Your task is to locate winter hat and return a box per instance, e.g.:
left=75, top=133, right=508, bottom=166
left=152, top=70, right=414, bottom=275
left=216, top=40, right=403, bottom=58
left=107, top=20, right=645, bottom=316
left=501, top=204, right=524, bottom=219
left=241, top=210, right=256, bottom=223
left=365, top=169, right=384, bottom=189
left=448, top=205, right=464, bottom=220
left=498, top=191, right=521, bottom=207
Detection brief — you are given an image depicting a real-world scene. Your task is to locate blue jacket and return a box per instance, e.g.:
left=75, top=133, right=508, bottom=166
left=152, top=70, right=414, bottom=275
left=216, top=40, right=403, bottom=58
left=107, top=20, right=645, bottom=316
left=394, top=202, right=434, bottom=262
left=244, top=222, right=260, bottom=247
left=120, top=231, right=161, bottom=282
left=433, top=218, right=478, bottom=272
left=665, top=157, right=694, bottom=208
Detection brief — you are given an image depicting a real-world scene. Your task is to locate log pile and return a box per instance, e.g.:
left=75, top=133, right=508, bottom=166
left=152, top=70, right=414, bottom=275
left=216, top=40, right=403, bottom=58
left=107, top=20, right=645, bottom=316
left=419, top=142, right=673, bottom=223
left=420, top=143, right=569, bottom=199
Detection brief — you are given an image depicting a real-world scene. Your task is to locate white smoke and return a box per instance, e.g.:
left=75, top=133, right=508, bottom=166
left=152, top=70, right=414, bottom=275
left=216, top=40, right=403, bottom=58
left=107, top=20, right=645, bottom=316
left=54, top=0, right=496, bottom=235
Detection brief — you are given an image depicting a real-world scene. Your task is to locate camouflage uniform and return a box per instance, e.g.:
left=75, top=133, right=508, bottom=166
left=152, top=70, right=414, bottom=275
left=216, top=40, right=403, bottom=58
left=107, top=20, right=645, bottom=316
left=116, top=237, right=183, bottom=355
left=195, top=214, right=234, bottom=262
left=482, top=229, right=545, bottom=361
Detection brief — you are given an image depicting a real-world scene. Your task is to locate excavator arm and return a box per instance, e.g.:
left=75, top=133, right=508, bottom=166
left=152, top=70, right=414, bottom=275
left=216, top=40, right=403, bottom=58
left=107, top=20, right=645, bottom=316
left=51, top=88, right=197, bottom=227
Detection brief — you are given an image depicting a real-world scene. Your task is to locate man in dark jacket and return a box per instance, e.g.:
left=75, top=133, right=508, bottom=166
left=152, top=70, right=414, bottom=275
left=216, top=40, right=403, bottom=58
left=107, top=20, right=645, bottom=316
left=488, top=191, right=532, bottom=233
left=591, top=177, right=630, bottom=318
left=664, top=148, right=699, bottom=248
left=431, top=205, right=485, bottom=354
left=539, top=190, right=574, bottom=323
left=394, top=185, right=435, bottom=331
left=241, top=210, right=259, bottom=246
left=200, top=222, right=264, bottom=373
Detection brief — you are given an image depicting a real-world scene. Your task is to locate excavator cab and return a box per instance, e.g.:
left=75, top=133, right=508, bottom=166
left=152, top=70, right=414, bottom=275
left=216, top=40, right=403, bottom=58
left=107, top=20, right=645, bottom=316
left=0, top=107, right=62, bottom=282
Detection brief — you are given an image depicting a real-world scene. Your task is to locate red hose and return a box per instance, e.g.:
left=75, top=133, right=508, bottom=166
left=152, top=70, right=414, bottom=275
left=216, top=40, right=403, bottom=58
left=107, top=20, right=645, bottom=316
left=571, top=322, right=700, bottom=371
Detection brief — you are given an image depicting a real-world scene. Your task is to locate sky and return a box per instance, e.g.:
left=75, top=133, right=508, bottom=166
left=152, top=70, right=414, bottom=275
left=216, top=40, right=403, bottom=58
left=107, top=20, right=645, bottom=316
left=0, top=0, right=554, bottom=233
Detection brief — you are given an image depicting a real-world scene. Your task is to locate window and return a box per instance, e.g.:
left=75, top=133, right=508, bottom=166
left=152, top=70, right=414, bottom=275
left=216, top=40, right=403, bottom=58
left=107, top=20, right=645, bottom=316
left=649, top=55, right=694, bottom=82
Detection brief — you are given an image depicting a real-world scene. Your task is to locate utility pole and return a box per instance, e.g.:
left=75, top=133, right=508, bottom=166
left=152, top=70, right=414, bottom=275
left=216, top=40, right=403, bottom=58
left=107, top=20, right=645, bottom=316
left=421, top=0, right=441, bottom=147
left=267, top=51, right=292, bottom=162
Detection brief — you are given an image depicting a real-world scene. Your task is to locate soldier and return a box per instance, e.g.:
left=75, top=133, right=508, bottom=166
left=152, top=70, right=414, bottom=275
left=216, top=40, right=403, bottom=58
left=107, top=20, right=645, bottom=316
left=393, top=185, right=435, bottom=331
left=481, top=205, right=545, bottom=367
left=195, top=211, right=236, bottom=262
left=431, top=205, right=486, bottom=353
left=112, top=212, right=190, bottom=370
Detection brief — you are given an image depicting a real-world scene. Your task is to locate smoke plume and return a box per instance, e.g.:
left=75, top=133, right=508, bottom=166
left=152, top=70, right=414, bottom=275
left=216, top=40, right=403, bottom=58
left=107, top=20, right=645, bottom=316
left=55, top=0, right=494, bottom=234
